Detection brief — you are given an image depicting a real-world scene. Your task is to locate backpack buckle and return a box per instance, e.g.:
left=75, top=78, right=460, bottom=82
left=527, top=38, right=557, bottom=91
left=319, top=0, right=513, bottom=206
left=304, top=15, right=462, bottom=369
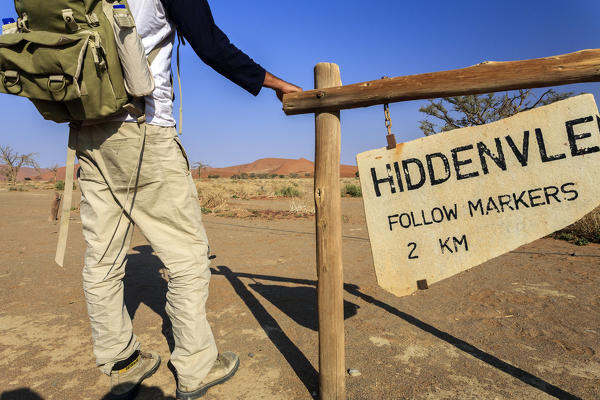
left=17, top=13, right=29, bottom=32
left=48, top=75, right=67, bottom=99
left=62, top=9, right=79, bottom=32
left=86, top=13, right=100, bottom=27
left=2, top=70, right=21, bottom=94
left=88, top=34, right=107, bottom=73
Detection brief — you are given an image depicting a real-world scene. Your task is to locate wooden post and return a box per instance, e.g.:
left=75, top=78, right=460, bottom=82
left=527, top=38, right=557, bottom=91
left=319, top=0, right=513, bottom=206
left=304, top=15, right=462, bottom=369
left=49, top=192, right=61, bottom=222
left=314, top=62, right=345, bottom=400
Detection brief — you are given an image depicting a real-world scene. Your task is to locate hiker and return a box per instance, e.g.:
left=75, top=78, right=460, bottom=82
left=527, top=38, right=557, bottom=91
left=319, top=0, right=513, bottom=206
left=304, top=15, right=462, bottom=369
left=80, top=1, right=301, bottom=399
left=40, top=1, right=296, bottom=399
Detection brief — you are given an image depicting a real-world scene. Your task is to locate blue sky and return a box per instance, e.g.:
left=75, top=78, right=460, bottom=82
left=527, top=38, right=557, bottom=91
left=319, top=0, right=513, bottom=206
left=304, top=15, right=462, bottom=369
left=0, top=0, right=599, bottom=168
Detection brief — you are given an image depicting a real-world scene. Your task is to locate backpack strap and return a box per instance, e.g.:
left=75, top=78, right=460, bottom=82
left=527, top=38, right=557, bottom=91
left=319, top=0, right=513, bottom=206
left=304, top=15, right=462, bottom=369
left=175, top=31, right=184, bottom=134
left=54, top=126, right=78, bottom=267
left=120, top=31, right=174, bottom=120
left=122, top=98, right=146, bottom=124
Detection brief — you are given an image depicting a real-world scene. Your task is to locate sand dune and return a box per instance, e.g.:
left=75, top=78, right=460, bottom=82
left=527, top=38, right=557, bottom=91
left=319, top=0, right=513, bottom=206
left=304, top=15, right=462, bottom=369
left=0, top=165, right=79, bottom=181
left=2, top=157, right=357, bottom=181
left=198, top=157, right=357, bottom=178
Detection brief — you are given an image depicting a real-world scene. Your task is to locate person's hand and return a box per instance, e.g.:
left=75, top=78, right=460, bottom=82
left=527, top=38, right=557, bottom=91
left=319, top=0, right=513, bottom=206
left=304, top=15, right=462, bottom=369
left=263, top=71, right=302, bottom=102
left=274, top=81, right=302, bottom=102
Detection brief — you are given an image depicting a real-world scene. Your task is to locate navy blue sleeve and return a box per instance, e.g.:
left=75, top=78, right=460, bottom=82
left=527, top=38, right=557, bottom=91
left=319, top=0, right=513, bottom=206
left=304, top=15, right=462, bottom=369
left=160, top=0, right=266, bottom=96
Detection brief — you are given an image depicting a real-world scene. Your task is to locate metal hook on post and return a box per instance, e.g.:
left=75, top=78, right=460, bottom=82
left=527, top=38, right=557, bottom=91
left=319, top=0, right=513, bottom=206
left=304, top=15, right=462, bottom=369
left=383, top=103, right=397, bottom=150
left=382, top=77, right=397, bottom=150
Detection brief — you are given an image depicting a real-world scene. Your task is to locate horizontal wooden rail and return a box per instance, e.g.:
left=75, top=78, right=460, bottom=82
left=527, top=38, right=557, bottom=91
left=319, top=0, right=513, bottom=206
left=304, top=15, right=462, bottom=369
left=283, top=49, right=600, bottom=115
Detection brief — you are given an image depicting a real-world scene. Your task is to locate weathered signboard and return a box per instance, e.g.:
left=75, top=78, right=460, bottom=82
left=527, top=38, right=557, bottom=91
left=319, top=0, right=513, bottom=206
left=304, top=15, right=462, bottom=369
left=357, top=94, right=600, bottom=297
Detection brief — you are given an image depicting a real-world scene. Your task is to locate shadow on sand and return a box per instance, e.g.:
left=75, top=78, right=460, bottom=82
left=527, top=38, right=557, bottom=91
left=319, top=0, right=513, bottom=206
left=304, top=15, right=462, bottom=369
left=122, top=246, right=326, bottom=395
left=116, top=246, right=580, bottom=400
left=1, top=386, right=178, bottom=400
left=248, top=282, right=359, bottom=331
left=1, top=388, right=44, bottom=400
left=99, top=384, right=175, bottom=400
left=211, top=267, right=582, bottom=400
left=124, top=245, right=175, bottom=353
left=0, top=385, right=176, bottom=400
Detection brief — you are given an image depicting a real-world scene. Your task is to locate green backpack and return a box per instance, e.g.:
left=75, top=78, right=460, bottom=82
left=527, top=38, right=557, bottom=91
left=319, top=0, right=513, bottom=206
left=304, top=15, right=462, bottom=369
left=0, top=0, right=156, bottom=123
left=0, top=1, right=169, bottom=266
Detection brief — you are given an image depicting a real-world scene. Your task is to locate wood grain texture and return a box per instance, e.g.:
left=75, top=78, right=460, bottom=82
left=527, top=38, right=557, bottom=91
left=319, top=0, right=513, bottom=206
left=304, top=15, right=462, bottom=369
left=314, top=62, right=345, bottom=400
left=284, top=49, right=600, bottom=115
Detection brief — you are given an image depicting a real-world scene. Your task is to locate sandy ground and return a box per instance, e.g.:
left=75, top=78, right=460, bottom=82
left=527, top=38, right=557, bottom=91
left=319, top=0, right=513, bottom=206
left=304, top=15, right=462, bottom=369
left=0, top=190, right=599, bottom=400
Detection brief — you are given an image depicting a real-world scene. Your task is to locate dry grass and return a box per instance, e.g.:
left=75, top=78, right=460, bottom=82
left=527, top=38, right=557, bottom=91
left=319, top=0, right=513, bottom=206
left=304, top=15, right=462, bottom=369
left=194, top=177, right=359, bottom=217
left=555, top=206, right=600, bottom=244
left=195, top=177, right=314, bottom=217
left=213, top=208, right=314, bottom=220
left=195, top=177, right=311, bottom=200
left=0, top=180, right=57, bottom=191
left=198, top=189, right=228, bottom=212
left=195, top=177, right=360, bottom=200
left=288, top=197, right=315, bottom=215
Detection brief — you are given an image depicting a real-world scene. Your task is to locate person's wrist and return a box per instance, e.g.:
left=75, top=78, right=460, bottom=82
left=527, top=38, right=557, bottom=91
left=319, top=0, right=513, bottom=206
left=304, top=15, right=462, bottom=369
left=262, top=71, right=302, bottom=101
left=263, top=71, right=278, bottom=89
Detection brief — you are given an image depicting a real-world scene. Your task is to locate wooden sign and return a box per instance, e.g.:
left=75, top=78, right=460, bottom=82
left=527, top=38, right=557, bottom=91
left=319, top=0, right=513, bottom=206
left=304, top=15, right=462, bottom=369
left=357, top=94, right=600, bottom=297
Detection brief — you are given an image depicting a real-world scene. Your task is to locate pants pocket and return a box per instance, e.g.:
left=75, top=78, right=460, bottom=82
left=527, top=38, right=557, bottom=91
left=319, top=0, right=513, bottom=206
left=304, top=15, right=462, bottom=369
left=100, top=138, right=144, bottom=188
left=173, top=136, right=191, bottom=175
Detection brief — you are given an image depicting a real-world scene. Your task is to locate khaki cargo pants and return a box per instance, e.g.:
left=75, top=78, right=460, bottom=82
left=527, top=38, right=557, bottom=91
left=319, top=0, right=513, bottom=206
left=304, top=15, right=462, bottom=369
left=74, top=121, right=217, bottom=388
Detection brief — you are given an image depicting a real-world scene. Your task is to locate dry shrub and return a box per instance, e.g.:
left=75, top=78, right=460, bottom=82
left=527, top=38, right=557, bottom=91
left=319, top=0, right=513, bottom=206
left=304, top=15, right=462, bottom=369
left=559, top=206, right=600, bottom=242
left=275, top=186, right=301, bottom=197
left=342, top=183, right=362, bottom=197
left=198, top=187, right=228, bottom=211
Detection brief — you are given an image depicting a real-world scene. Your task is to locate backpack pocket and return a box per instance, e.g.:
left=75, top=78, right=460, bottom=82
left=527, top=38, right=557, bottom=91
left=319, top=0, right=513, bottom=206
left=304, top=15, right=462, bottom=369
left=111, top=6, right=154, bottom=97
left=0, top=31, right=125, bottom=122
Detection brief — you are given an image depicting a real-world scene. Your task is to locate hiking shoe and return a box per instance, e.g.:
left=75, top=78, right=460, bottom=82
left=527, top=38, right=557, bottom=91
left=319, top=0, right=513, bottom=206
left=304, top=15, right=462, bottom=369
left=109, top=350, right=161, bottom=399
left=176, top=352, right=240, bottom=399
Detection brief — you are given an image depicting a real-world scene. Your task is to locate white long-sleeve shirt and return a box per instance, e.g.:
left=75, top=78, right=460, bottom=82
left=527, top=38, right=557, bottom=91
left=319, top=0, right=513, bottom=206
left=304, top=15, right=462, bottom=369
left=124, top=0, right=176, bottom=127
left=121, top=0, right=266, bottom=126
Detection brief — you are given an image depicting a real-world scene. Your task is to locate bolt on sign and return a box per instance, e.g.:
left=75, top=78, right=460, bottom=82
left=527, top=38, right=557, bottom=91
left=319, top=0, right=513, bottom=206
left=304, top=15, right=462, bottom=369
left=356, top=94, right=600, bottom=297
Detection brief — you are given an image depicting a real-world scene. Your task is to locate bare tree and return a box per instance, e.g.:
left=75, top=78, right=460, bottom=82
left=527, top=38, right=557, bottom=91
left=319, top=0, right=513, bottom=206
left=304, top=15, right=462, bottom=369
left=0, top=145, right=39, bottom=186
left=48, top=163, right=60, bottom=183
left=419, top=89, right=573, bottom=136
left=192, top=160, right=210, bottom=178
